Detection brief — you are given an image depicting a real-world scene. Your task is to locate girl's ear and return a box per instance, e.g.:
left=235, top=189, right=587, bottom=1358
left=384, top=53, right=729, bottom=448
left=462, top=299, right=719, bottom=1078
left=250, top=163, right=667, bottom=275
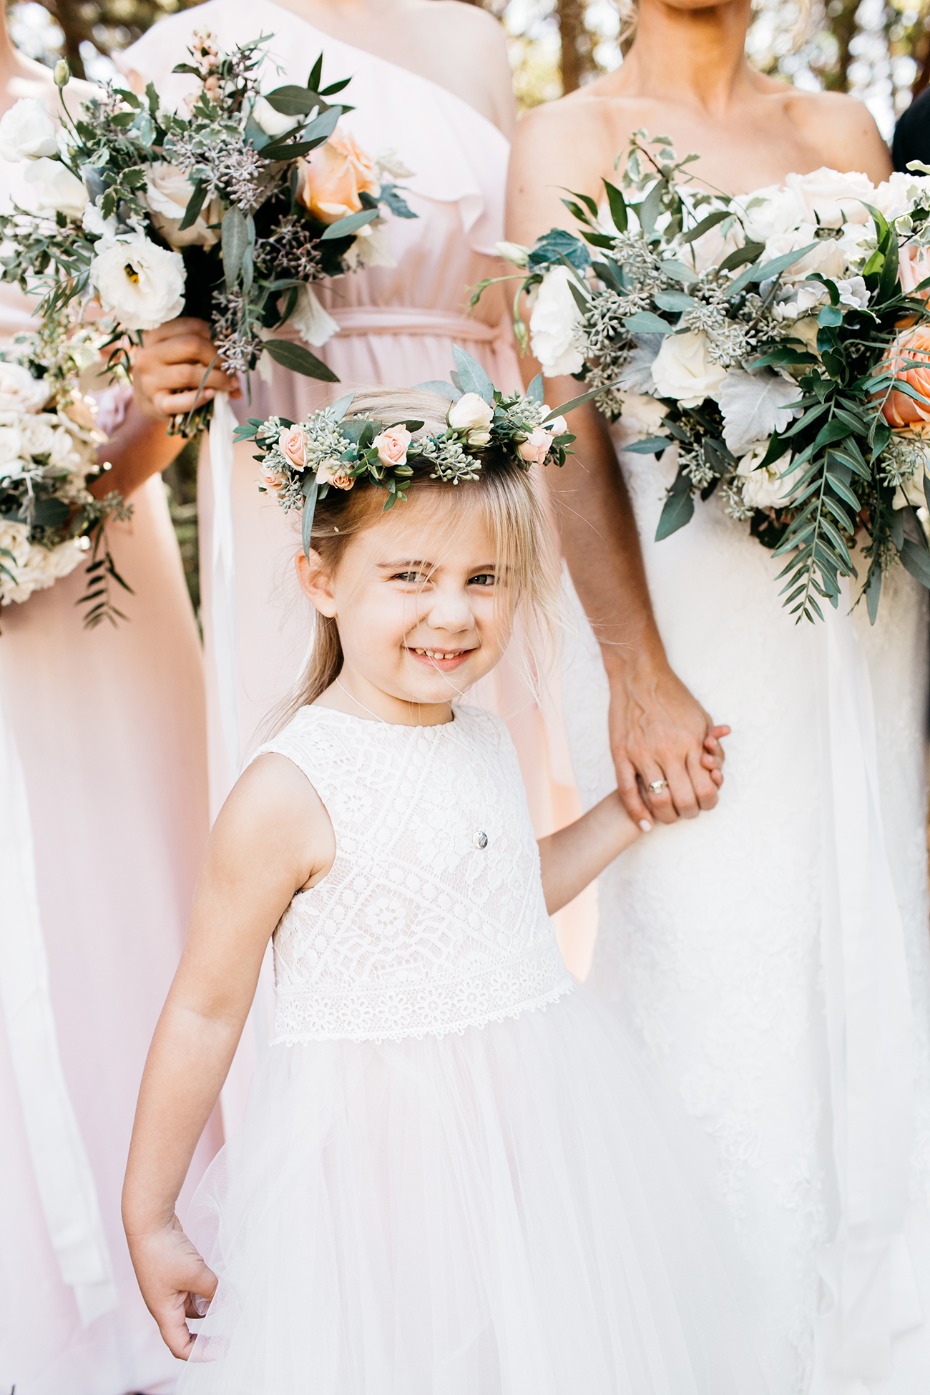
left=296, top=549, right=337, bottom=617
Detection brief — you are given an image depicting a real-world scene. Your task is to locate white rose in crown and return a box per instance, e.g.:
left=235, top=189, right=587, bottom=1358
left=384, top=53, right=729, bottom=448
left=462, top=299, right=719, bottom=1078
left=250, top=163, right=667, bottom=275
left=0, top=98, right=58, bottom=162
left=90, top=235, right=186, bottom=331
left=736, top=443, right=799, bottom=510
left=530, top=265, right=585, bottom=377
left=448, top=393, right=494, bottom=446
left=0, top=361, right=51, bottom=413
left=650, top=330, right=727, bottom=407
left=145, top=162, right=222, bottom=249
left=784, top=168, right=874, bottom=229
left=21, top=156, right=88, bottom=218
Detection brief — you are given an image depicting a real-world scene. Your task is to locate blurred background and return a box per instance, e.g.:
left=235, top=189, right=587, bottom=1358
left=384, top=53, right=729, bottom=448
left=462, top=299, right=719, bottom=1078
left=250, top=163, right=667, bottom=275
left=8, top=0, right=930, bottom=608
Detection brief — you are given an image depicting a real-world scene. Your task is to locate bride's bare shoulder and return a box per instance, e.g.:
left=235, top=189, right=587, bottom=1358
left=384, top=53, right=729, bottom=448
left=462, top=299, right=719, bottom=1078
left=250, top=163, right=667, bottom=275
left=774, top=81, right=891, bottom=180
left=513, top=78, right=652, bottom=185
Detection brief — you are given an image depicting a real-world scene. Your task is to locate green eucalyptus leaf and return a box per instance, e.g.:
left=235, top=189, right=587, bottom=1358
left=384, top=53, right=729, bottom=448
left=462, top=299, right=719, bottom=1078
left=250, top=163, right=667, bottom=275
left=264, top=338, right=339, bottom=381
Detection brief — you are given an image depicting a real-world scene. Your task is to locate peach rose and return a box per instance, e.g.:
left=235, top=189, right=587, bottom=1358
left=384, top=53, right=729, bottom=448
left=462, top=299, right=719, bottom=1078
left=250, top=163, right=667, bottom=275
left=880, top=327, right=930, bottom=429
left=517, top=426, right=554, bottom=466
left=317, top=458, right=355, bottom=490
left=259, top=458, right=286, bottom=495
left=278, top=426, right=307, bottom=470
left=373, top=425, right=411, bottom=468
left=298, top=128, right=380, bottom=225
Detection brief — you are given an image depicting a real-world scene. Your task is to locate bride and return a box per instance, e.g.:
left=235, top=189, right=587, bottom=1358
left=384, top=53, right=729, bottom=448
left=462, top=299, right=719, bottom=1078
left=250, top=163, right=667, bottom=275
left=508, top=1, right=930, bottom=1391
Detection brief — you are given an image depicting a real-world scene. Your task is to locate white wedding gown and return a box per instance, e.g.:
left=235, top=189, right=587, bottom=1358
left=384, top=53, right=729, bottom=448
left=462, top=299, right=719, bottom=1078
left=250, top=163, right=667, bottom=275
left=561, top=403, right=930, bottom=1395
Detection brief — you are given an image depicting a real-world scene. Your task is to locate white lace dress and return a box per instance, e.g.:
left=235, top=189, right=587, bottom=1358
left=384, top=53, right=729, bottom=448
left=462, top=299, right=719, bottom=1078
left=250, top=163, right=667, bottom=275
left=178, top=703, right=769, bottom=1394
left=560, top=404, right=930, bottom=1395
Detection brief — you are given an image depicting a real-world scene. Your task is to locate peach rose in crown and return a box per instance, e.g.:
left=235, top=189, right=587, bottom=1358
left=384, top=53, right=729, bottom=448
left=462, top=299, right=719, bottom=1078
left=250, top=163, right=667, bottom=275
left=373, top=425, right=411, bottom=468
left=879, top=326, right=930, bottom=429
left=298, top=129, right=380, bottom=225
left=259, top=458, right=286, bottom=495
left=278, top=426, right=308, bottom=470
left=317, top=458, right=355, bottom=490
left=517, top=426, right=554, bottom=466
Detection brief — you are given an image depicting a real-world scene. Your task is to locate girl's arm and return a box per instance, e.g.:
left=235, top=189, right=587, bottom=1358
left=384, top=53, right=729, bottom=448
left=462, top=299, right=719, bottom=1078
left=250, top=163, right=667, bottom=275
left=538, top=727, right=729, bottom=914
left=122, top=754, right=334, bottom=1360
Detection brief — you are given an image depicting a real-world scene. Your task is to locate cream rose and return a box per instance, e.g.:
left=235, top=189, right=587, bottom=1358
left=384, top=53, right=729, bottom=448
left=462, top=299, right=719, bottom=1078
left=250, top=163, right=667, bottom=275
left=529, top=265, right=585, bottom=378
left=21, top=157, right=87, bottom=218
left=447, top=393, right=493, bottom=446
left=650, top=331, right=727, bottom=407
left=277, top=427, right=308, bottom=470
left=373, top=425, right=412, bottom=467
left=518, top=426, right=554, bottom=466
left=736, top=443, right=799, bottom=510
left=0, top=362, right=51, bottom=413
left=317, top=458, right=354, bottom=490
left=90, top=235, right=186, bottom=331
left=145, top=162, right=222, bottom=248
left=0, top=99, right=58, bottom=162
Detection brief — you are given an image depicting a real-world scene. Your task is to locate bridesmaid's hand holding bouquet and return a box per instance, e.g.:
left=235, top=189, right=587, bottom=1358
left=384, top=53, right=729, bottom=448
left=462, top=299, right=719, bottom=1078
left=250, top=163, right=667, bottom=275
left=0, top=33, right=415, bottom=436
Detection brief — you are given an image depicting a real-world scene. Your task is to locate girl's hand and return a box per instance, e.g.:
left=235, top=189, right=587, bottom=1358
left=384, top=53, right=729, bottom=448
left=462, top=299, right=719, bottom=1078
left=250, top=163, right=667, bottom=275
left=701, top=724, right=731, bottom=790
left=127, top=1214, right=217, bottom=1360
left=130, top=317, right=241, bottom=422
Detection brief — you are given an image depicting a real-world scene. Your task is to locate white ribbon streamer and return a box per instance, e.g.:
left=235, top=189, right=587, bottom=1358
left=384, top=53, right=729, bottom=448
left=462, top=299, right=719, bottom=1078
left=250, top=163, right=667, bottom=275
left=0, top=696, right=116, bottom=1326
left=209, top=392, right=241, bottom=805
left=812, top=611, right=922, bottom=1391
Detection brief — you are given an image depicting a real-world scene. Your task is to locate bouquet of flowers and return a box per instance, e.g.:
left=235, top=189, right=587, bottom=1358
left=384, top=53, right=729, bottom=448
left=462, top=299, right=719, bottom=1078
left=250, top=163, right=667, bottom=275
left=0, top=33, right=414, bottom=433
left=0, top=329, right=129, bottom=624
left=501, top=135, right=930, bottom=622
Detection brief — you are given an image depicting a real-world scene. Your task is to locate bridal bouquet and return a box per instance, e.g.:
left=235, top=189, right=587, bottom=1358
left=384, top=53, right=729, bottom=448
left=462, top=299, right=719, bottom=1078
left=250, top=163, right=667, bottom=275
left=0, top=330, right=129, bottom=624
left=503, top=136, right=930, bottom=621
left=0, top=33, right=414, bottom=433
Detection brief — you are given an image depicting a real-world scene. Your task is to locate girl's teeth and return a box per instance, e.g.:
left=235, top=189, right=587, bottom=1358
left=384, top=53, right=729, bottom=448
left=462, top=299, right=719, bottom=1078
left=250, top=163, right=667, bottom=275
left=414, top=648, right=462, bottom=659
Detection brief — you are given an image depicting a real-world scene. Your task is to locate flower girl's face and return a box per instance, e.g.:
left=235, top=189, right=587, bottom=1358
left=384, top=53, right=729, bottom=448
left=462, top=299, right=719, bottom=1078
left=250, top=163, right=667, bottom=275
left=302, top=489, right=515, bottom=724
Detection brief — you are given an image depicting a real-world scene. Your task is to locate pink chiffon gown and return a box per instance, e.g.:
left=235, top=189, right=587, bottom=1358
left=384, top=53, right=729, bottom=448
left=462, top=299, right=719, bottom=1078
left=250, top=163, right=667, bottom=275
left=0, top=85, right=221, bottom=1395
left=122, top=0, right=578, bottom=847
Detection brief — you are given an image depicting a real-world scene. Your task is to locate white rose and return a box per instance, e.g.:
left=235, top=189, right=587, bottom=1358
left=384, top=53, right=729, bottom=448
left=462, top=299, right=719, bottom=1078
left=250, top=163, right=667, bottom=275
left=90, top=235, right=186, bottom=331
left=0, top=361, right=51, bottom=413
left=19, top=415, right=58, bottom=458
left=289, top=283, right=339, bottom=348
left=0, top=98, right=58, bottom=162
left=252, top=96, right=299, bottom=138
left=545, top=413, right=568, bottom=436
left=21, top=156, right=87, bottom=218
left=784, top=168, right=874, bottom=229
left=529, top=265, right=585, bottom=377
left=734, top=185, right=809, bottom=244
left=762, top=225, right=853, bottom=281
left=448, top=392, right=494, bottom=446
left=48, top=426, right=81, bottom=468
left=736, top=442, right=799, bottom=510
left=145, top=162, right=222, bottom=249
left=0, top=518, right=29, bottom=568
left=650, top=330, right=727, bottom=407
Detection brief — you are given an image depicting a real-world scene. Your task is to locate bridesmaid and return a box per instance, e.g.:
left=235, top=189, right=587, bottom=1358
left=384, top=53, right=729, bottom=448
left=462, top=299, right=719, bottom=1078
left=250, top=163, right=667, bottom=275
left=118, top=0, right=579, bottom=857
left=0, top=26, right=221, bottom=1395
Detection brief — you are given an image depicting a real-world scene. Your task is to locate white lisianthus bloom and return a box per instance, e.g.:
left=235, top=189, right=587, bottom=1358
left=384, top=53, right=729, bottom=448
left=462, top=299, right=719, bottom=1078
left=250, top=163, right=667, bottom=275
left=650, top=330, right=727, bottom=407
left=289, top=284, right=340, bottom=348
left=90, top=236, right=186, bottom=331
left=784, top=168, right=874, bottom=229
left=145, top=162, right=222, bottom=248
left=529, top=265, right=585, bottom=377
left=252, top=96, right=299, bottom=137
left=82, top=202, right=118, bottom=242
left=736, top=442, right=799, bottom=510
left=0, top=361, right=51, bottom=413
left=343, top=223, right=395, bottom=271
left=448, top=392, right=494, bottom=446
left=21, top=156, right=87, bottom=218
left=0, top=98, right=58, bottom=162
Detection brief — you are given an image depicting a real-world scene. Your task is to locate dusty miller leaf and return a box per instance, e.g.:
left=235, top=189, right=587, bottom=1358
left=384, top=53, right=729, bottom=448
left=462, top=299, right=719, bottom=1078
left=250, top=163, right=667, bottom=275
left=719, top=369, right=801, bottom=456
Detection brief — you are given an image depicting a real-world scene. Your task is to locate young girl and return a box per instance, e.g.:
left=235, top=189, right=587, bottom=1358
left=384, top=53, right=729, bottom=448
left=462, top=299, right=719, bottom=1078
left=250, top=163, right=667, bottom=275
left=122, top=371, right=762, bottom=1394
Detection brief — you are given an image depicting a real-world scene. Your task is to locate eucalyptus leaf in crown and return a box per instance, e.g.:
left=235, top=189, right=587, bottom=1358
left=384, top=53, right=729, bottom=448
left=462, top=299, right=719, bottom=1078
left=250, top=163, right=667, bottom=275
left=496, top=133, right=930, bottom=623
left=0, top=33, right=415, bottom=436
left=236, top=345, right=573, bottom=553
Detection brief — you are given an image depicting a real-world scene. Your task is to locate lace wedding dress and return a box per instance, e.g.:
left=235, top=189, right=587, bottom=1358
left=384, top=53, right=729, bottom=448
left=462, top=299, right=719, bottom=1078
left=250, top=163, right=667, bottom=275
left=177, top=703, right=768, bottom=1394
left=561, top=401, right=930, bottom=1394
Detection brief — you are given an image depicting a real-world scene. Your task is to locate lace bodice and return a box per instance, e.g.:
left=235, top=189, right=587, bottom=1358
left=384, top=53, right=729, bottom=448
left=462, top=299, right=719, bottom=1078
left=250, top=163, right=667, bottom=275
left=252, top=704, right=572, bottom=1044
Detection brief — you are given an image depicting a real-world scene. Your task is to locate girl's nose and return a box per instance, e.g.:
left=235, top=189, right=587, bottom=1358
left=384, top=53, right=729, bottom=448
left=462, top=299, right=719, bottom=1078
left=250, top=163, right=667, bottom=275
left=426, top=584, right=473, bottom=633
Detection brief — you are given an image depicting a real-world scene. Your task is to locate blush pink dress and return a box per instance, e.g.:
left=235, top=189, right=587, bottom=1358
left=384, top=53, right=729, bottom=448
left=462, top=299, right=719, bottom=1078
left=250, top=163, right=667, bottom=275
left=0, top=85, right=221, bottom=1395
left=122, top=0, right=578, bottom=844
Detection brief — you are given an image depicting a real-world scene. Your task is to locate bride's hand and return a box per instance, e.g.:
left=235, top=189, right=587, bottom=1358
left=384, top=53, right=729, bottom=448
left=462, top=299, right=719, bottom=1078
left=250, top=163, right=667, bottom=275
left=608, top=660, right=727, bottom=827
left=131, top=317, right=241, bottom=422
left=126, top=1213, right=217, bottom=1359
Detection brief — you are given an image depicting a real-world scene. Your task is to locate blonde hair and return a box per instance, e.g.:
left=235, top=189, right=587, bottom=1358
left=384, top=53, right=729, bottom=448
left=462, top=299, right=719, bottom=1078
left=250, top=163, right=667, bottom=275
left=271, top=388, right=562, bottom=732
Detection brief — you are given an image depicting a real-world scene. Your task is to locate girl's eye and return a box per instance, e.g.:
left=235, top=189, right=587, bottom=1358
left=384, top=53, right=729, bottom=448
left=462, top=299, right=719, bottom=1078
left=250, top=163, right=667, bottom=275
left=391, top=571, right=426, bottom=584
left=469, top=573, right=496, bottom=587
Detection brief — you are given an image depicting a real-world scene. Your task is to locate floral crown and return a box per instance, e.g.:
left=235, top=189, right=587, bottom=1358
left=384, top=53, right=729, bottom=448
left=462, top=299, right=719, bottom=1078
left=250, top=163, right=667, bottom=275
left=235, top=347, right=573, bottom=553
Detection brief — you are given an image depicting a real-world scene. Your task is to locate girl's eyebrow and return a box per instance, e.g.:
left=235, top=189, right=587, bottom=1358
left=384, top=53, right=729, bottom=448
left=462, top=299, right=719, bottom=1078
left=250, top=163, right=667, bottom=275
left=378, top=559, right=433, bottom=570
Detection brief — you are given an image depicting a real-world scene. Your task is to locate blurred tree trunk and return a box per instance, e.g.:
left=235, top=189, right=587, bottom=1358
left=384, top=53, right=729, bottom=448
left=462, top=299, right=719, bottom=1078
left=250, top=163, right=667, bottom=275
left=557, top=0, right=593, bottom=93
left=823, top=0, right=861, bottom=91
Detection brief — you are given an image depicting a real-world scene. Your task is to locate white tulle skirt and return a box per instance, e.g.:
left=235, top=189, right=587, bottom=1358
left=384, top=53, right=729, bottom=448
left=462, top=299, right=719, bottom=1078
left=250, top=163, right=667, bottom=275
left=178, top=989, right=774, bottom=1394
